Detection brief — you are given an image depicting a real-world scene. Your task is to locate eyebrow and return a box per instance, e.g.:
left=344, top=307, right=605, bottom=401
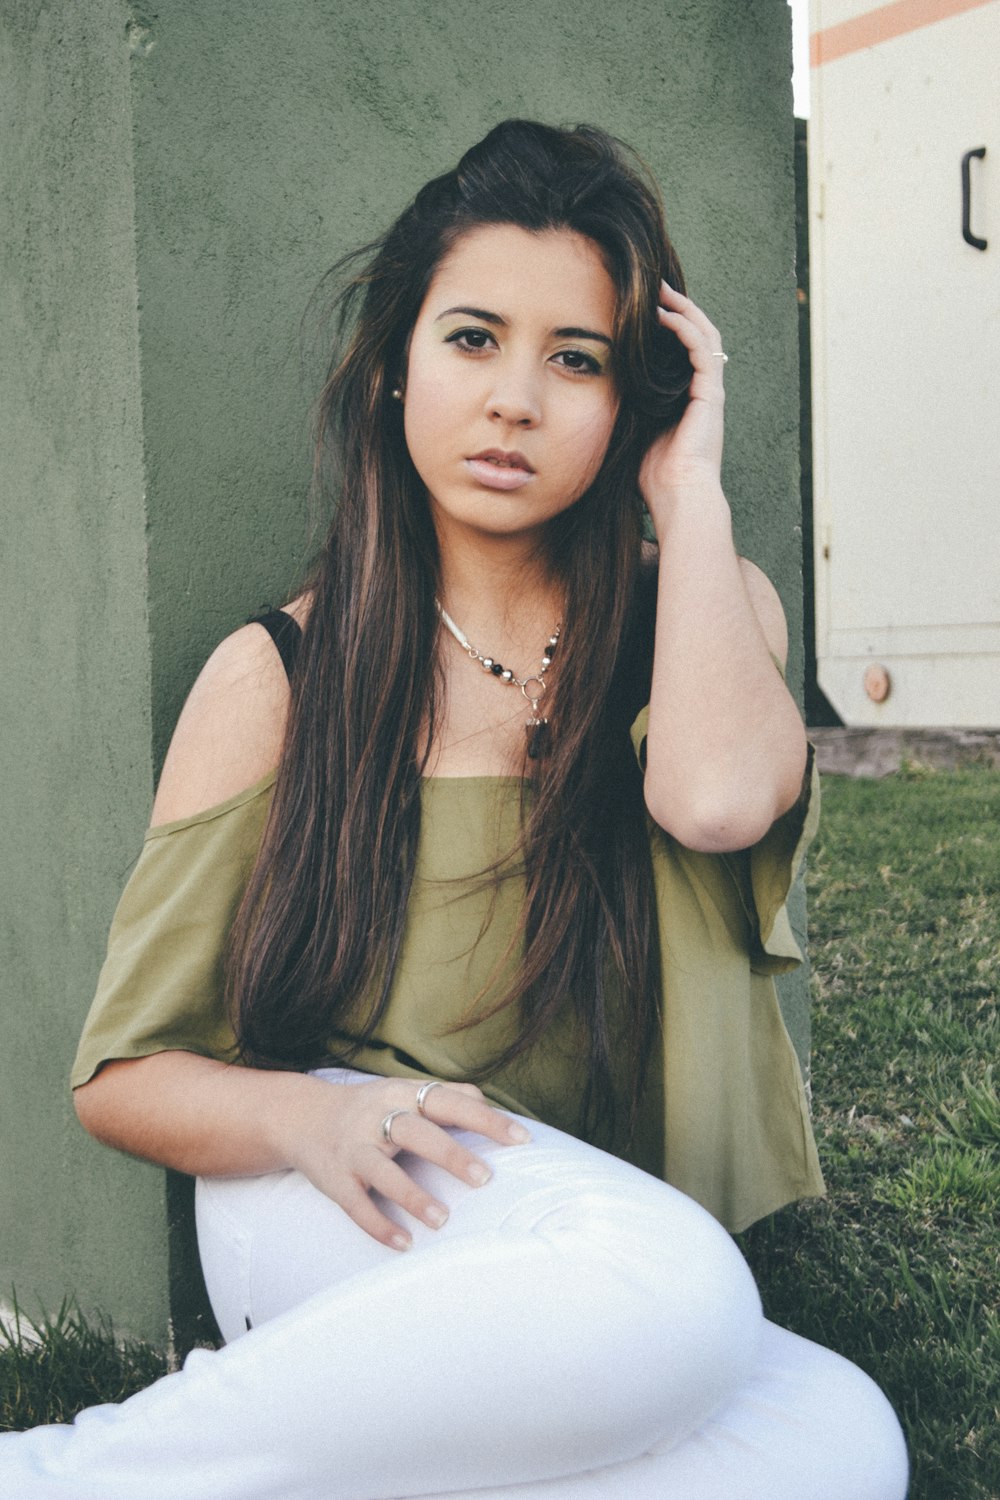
left=435, top=306, right=613, bottom=348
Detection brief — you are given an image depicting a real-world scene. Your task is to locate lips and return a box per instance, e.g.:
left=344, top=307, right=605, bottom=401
left=469, top=448, right=535, bottom=473
left=464, top=448, right=537, bottom=492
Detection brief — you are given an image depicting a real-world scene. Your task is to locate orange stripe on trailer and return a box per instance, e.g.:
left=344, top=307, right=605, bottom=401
left=811, top=0, right=996, bottom=66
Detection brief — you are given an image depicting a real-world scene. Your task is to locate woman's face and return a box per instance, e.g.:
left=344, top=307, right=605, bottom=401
left=402, top=224, right=619, bottom=547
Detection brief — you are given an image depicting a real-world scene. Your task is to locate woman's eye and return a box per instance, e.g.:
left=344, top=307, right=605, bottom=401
left=445, top=327, right=495, bottom=353
left=553, top=349, right=602, bottom=376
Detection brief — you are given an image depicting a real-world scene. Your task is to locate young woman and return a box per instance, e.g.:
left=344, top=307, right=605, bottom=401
left=2, top=121, right=908, bottom=1498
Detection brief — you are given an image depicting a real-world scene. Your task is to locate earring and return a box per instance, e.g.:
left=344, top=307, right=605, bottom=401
left=391, top=387, right=404, bottom=401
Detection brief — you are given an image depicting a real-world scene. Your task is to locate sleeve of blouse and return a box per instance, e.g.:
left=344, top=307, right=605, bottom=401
left=70, top=774, right=275, bottom=1088
left=628, top=704, right=821, bottom=975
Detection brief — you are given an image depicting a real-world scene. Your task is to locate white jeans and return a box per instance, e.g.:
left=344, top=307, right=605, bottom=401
left=1, top=1069, right=908, bottom=1499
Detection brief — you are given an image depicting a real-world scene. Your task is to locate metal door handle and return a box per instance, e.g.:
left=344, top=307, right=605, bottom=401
left=961, top=147, right=987, bottom=251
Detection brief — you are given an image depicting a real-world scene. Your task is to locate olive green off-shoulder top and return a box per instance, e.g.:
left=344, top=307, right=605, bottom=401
left=72, top=707, right=824, bottom=1234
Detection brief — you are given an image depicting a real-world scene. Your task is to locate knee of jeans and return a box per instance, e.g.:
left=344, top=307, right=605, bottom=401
left=604, top=1177, right=758, bottom=1296
left=635, top=1186, right=763, bottom=1371
left=537, top=1176, right=764, bottom=1390
left=522, top=1187, right=763, bottom=1460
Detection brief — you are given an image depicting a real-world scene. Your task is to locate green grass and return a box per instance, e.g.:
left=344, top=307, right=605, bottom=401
left=2, top=767, right=998, bottom=1497
left=0, top=1298, right=166, bottom=1431
left=739, top=766, right=1000, bottom=1500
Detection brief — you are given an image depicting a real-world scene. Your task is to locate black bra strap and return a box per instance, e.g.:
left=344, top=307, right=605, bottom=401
left=247, top=609, right=302, bottom=683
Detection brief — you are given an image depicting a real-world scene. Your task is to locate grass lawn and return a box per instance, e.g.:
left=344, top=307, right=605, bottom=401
left=3, top=767, right=998, bottom=1496
left=741, top=765, right=1000, bottom=1500
left=0, top=1300, right=166, bottom=1431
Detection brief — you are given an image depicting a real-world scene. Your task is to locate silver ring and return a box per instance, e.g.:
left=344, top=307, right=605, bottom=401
left=380, top=1108, right=410, bottom=1145
left=711, top=350, right=729, bottom=363
left=416, top=1081, right=444, bottom=1117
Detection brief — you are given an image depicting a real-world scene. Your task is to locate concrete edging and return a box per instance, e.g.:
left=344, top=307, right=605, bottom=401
left=810, top=727, right=1000, bottom=779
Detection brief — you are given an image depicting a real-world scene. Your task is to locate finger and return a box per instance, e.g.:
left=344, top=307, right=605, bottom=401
left=657, top=308, right=727, bottom=386
left=414, top=1085, right=531, bottom=1147
left=412, top=1079, right=476, bottom=1119
left=336, top=1176, right=413, bottom=1252
left=379, top=1077, right=483, bottom=1109
left=658, top=280, right=721, bottom=343
left=442, top=1081, right=485, bottom=1099
left=656, top=305, right=724, bottom=359
left=382, top=1110, right=497, bottom=1189
left=366, top=1152, right=453, bottom=1229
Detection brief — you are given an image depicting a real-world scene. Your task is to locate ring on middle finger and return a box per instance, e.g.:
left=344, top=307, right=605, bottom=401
left=415, top=1080, right=444, bottom=1117
left=380, top=1108, right=410, bottom=1146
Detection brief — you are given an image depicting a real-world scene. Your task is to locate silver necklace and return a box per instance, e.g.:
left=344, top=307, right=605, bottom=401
left=435, top=600, right=561, bottom=759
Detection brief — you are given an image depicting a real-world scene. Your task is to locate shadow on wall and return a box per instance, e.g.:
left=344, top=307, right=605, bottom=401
left=795, top=117, right=840, bottom=730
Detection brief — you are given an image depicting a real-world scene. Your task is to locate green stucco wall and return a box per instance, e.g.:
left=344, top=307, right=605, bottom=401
left=2, top=0, right=803, bottom=1345
left=0, top=0, right=169, bottom=1341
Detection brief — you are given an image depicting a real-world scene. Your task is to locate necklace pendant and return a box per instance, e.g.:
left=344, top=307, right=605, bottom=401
left=526, top=717, right=550, bottom=760
left=434, top=599, right=559, bottom=761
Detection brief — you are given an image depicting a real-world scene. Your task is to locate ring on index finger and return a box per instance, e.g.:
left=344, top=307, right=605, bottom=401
left=380, top=1108, right=410, bottom=1146
left=415, top=1080, right=444, bottom=1117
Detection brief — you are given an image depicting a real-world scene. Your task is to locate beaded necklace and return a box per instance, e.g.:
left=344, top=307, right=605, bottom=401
left=435, top=600, right=561, bottom=760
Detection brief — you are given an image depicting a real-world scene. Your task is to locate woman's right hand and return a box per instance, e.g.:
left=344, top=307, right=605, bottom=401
left=76, top=1051, right=530, bottom=1252
left=273, top=1073, right=531, bottom=1251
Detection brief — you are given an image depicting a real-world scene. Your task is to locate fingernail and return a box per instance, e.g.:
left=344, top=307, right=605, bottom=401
left=424, top=1204, right=448, bottom=1228
left=391, top=1231, right=411, bottom=1251
left=467, top=1162, right=492, bottom=1186
left=506, top=1122, right=531, bottom=1144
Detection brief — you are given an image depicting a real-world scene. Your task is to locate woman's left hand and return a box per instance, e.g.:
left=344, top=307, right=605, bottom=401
left=639, top=281, right=728, bottom=525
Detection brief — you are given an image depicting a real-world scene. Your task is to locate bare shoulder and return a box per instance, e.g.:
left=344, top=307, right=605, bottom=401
left=149, top=592, right=313, bottom=827
left=738, top=558, right=789, bottom=670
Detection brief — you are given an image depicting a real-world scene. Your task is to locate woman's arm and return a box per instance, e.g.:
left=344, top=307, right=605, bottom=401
left=638, top=283, right=808, bottom=852
left=75, top=610, right=527, bottom=1249
left=75, top=1051, right=526, bottom=1251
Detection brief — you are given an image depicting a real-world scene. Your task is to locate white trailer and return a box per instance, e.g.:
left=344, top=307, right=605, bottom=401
left=808, top=0, right=998, bottom=725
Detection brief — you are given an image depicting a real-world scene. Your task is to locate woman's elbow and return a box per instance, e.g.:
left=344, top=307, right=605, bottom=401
left=73, top=1060, right=144, bottom=1150
left=644, top=790, right=776, bottom=852
left=644, top=748, right=807, bottom=853
left=73, top=1071, right=115, bottom=1143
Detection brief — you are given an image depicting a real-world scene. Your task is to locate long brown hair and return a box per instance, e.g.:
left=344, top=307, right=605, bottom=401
left=227, top=121, right=691, bottom=1145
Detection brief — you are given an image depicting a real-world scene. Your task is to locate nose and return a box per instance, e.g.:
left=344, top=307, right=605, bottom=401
left=485, top=361, right=541, bottom=428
